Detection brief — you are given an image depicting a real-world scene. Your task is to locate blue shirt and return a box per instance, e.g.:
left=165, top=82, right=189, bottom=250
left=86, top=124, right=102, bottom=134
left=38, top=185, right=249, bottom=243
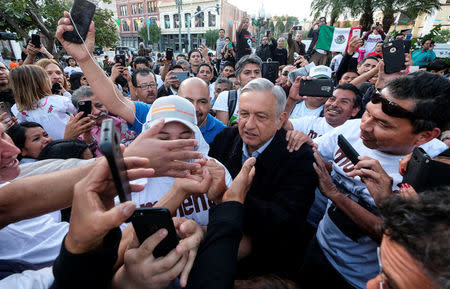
left=241, top=136, right=274, bottom=165
left=411, top=49, right=436, bottom=66
left=127, top=101, right=151, bottom=135
left=200, top=114, right=226, bottom=144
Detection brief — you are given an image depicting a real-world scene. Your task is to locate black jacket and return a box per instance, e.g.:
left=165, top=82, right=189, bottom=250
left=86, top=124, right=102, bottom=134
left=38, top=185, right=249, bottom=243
left=209, top=127, right=318, bottom=279
left=157, top=85, right=173, bottom=98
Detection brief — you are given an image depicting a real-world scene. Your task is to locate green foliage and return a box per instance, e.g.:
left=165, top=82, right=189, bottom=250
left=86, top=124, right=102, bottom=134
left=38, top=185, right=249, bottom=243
left=269, top=15, right=299, bottom=38
left=139, top=22, right=161, bottom=45
left=434, top=29, right=450, bottom=44
left=205, top=29, right=219, bottom=48
left=0, top=0, right=119, bottom=53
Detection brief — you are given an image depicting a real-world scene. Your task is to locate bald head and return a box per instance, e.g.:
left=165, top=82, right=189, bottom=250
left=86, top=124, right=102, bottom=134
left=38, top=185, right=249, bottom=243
left=178, top=77, right=211, bottom=127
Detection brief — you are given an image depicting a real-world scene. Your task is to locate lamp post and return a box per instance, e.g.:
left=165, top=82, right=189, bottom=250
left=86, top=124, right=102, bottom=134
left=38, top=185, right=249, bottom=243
left=186, top=4, right=220, bottom=52
left=175, top=0, right=183, bottom=52
left=251, top=8, right=271, bottom=46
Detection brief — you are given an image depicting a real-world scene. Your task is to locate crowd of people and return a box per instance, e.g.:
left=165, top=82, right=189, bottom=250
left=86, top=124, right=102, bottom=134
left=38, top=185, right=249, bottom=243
left=0, top=11, right=449, bottom=289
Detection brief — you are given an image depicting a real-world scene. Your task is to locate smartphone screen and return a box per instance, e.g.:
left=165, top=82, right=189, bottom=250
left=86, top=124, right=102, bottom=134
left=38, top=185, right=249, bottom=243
left=0, top=102, right=12, bottom=119
left=352, top=29, right=361, bottom=39
left=115, top=54, right=126, bottom=66
left=172, top=72, right=189, bottom=82
left=201, top=38, right=206, bottom=46
left=31, top=34, right=41, bottom=49
left=130, top=207, right=179, bottom=257
left=77, top=100, right=92, bottom=117
left=166, top=48, right=173, bottom=61
left=62, top=0, right=96, bottom=43
left=99, top=119, right=131, bottom=203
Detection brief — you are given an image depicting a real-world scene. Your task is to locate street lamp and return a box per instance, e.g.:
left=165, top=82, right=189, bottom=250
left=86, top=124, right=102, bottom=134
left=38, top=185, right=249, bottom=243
left=175, top=0, right=182, bottom=52
left=186, top=4, right=220, bottom=52
left=251, top=9, right=271, bottom=46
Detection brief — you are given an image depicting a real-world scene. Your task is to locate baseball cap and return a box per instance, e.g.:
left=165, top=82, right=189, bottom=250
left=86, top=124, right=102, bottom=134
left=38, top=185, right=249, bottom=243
left=309, top=65, right=332, bottom=79
left=146, top=95, right=197, bottom=132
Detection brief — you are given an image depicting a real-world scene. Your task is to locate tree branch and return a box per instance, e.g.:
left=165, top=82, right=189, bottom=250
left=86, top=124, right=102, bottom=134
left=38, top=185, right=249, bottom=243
left=0, top=7, right=28, bottom=39
left=25, top=7, right=50, bottom=37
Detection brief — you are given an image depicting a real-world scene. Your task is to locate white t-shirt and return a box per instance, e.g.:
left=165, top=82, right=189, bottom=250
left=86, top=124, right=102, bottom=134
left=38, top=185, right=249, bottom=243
left=63, top=66, right=82, bottom=77
left=289, top=100, right=324, bottom=119
left=291, top=116, right=333, bottom=139
left=212, top=89, right=241, bottom=119
left=362, top=32, right=382, bottom=55
left=11, top=95, right=77, bottom=140
left=313, top=119, right=447, bottom=289
left=0, top=211, right=68, bottom=268
left=330, top=54, right=343, bottom=72
left=0, top=267, right=54, bottom=289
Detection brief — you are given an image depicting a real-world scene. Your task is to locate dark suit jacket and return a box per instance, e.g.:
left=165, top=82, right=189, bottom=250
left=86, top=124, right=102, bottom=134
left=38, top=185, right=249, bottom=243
left=157, top=85, right=172, bottom=98
left=209, top=127, right=318, bottom=279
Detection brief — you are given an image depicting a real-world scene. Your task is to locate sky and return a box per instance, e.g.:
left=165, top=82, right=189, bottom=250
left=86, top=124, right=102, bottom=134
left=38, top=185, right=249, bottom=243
left=227, top=0, right=314, bottom=21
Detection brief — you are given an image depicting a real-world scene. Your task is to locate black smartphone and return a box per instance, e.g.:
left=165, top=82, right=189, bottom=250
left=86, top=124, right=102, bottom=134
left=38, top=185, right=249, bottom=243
left=77, top=100, right=92, bottom=117
left=265, top=30, right=270, bottom=37
left=62, top=0, right=96, bottom=44
left=262, top=61, right=279, bottom=84
left=115, top=54, right=126, bottom=67
left=294, top=26, right=302, bottom=31
left=99, top=119, right=131, bottom=203
left=31, top=34, right=41, bottom=49
left=337, top=134, right=360, bottom=165
left=382, top=39, right=406, bottom=74
left=172, top=71, right=189, bottom=82
left=0, top=102, right=12, bottom=119
left=129, top=207, right=179, bottom=258
left=299, top=79, right=333, bottom=97
left=51, top=83, right=62, bottom=95
left=165, top=48, right=173, bottom=61
left=403, top=39, right=411, bottom=53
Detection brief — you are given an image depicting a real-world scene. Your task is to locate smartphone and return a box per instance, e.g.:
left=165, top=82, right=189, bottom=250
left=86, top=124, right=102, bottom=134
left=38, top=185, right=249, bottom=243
left=299, top=79, right=333, bottom=97
left=165, top=48, right=173, bottom=61
left=115, top=54, right=126, bottom=67
left=382, top=39, right=406, bottom=74
left=294, top=26, right=302, bottom=31
left=62, top=0, right=96, bottom=44
left=99, top=119, right=131, bottom=203
left=172, top=71, right=189, bottom=82
left=31, top=34, right=41, bottom=49
left=77, top=100, right=92, bottom=117
left=351, top=28, right=361, bottom=39
left=265, top=30, right=270, bottom=37
left=228, top=42, right=232, bottom=49
left=0, top=102, right=12, bottom=119
left=51, top=83, right=62, bottom=95
left=201, top=38, right=206, bottom=46
left=129, top=207, right=179, bottom=258
left=403, top=39, right=411, bottom=53
left=337, top=134, right=360, bottom=165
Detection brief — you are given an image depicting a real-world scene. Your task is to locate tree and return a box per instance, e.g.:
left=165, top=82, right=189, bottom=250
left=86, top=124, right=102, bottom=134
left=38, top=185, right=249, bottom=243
left=380, top=0, right=441, bottom=34
left=138, top=22, right=161, bottom=46
left=0, top=0, right=119, bottom=55
left=311, top=0, right=348, bottom=26
left=204, top=29, right=219, bottom=48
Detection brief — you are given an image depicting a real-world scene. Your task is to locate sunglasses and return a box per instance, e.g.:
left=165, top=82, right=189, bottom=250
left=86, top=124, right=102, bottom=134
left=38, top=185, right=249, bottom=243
left=371, top=92, right=416, bottom=120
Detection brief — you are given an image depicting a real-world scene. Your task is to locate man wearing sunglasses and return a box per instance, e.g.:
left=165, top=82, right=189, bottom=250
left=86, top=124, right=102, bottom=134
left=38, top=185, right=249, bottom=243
left=298, top=71, right=449, bottom=289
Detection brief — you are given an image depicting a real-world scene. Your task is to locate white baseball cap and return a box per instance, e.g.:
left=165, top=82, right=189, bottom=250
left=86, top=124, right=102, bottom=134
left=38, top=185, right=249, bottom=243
left=146, top=95, right=197, bottom=133
left=309, top=65, right=332, bottom=79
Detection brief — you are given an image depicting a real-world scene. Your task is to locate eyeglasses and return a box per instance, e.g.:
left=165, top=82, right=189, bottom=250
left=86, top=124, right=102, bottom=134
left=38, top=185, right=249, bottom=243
left=282, top=71, right=289, bottom=76
left=371, top=92, right=416, bottom=120
left=136, top=83, right=157, bottom=90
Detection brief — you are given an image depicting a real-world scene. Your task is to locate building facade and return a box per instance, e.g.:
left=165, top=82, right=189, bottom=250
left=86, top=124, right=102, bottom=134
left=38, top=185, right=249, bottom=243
left=159, top=0, right=245, bottom=53
left=116, top=0, right=160, bottom=48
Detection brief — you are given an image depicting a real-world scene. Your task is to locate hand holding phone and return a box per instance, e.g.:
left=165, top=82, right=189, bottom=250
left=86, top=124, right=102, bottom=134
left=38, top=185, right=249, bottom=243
left=62, top=0, right=96, bottom=44
left=31, top=34, right=41, bottom=49
left=337, top=134, right=360, bottom=165
left=77, top=100, right=92, bottom=117
left=172, top=72, right=189, bottom=83
left=299, top=79, right=333, bottom=97
left=382, top=39, right=406, bottom=74
left=165, top=48, right=174, bottom=61
left=114, top=54, right=126, bottom=67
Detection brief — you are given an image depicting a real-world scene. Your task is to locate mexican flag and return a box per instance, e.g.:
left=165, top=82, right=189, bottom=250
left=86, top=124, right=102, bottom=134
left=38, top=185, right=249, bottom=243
left=315, top=25, right=362, bottom=52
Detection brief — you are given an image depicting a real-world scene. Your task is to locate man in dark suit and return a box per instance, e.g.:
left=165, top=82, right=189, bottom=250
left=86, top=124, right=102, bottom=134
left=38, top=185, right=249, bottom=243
left=209, top=78, right=318, bottom=279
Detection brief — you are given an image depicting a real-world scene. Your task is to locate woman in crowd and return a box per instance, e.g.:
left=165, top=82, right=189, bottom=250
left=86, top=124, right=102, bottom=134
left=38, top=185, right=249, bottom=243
left=7, top=121, right=53, bottom=164
left=10, top=65, right=77, bottom=140
left=35, top=58, right=70, bottom=97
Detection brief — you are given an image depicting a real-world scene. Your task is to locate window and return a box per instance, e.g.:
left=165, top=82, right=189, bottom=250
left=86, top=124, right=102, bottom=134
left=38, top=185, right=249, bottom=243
left=173, top=13, right=180, bottom=28
left=150, top=17, right=157, bottom=24
left=208, top=11, right=216, bottom=27
left=195, top=12, right=204, bottom=28
left=131, top=4, right=137, bottom=15
left=120, top=5, right=127, bottom=16
left=133, top=19, right=139, bottom=31
left=137, top=3, right=143, bottom=14
left=147, top=1, right=157, bottom=13
left=164, top=15, right=170, bottom=29
left=123, top=21, right=130, bottom=32
left=185, top=13, right=191, bottom=28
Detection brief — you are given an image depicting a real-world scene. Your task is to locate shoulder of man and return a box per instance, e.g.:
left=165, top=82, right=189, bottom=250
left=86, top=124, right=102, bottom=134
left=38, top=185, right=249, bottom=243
left=208, top=127, right=240, bottom=158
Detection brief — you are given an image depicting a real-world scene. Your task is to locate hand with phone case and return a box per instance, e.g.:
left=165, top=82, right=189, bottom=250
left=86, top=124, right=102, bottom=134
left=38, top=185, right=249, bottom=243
left=62, top=0, right=96, bottom=43
left=312, top=147, right=340, bottom=199
left=64, top=156, right=153, bottom=255
left=63, top=111, right=95, bottom=140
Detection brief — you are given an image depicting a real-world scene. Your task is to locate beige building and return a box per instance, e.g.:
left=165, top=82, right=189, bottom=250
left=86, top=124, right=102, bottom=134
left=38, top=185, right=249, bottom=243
left=159, top=0, right=245, bottom=52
